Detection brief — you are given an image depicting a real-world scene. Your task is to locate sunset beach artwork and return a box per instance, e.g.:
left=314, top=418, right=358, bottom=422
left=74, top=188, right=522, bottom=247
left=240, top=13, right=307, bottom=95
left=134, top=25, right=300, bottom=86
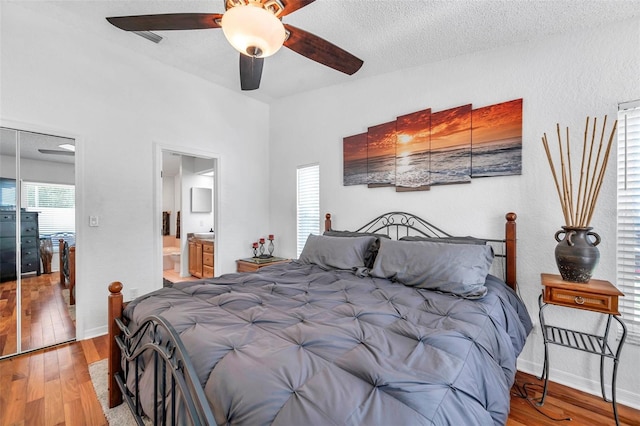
left=471, top=98, right=523, bottom=177
left=367, top=121, right=397, bottom=187
left=343, top=132, right=368, bottom=186
left=340, top=97, right=523, bottom=191
left=430, top=104, right=472, bottom=185
left=395, top=108, right=431, bottom=191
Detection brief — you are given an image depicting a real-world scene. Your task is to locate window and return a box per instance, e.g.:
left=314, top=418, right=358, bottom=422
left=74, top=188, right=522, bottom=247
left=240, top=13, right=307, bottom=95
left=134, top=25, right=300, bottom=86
left=617, top=100, right=640, bottom=344
left=0, top=178, right=16, bottom=207
left=297, top=164, right=320, bottom=257
left=22, top=181, right=75, bottom=238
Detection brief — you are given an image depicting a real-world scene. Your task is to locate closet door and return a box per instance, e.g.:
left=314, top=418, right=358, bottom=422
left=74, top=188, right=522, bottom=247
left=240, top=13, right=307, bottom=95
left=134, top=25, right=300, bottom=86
left=18, top=130, right=76, bottom=353
left=0, top=127, right=76, bottom=358
left=0, top=128, right=19, bottom=357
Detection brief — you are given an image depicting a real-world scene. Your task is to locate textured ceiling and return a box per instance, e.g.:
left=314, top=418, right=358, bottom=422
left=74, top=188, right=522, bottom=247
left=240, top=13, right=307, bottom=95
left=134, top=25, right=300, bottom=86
left=13, top=1, right=640, bottom=103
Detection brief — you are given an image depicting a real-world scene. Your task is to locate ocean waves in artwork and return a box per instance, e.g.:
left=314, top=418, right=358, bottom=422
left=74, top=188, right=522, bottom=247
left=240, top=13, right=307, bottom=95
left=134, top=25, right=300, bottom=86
left=471, top=138, right=522, bottom=178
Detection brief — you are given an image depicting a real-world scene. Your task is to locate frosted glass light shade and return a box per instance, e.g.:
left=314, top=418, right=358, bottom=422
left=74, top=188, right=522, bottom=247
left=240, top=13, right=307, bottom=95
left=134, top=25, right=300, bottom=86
left=221, top=5, right=286, bottom=58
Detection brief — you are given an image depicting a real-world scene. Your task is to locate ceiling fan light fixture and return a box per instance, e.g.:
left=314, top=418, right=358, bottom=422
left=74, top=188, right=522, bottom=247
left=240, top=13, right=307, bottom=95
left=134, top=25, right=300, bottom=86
left=221, top=4, right=285, bottom=58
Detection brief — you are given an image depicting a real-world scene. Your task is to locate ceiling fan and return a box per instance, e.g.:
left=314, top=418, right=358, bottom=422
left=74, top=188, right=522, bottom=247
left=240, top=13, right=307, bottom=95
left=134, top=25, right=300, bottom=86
left=106, top=0, right=364, bottom=91
left=38, top=149, right=75, bottom=156
left=38, top=143, right=75, bottom=156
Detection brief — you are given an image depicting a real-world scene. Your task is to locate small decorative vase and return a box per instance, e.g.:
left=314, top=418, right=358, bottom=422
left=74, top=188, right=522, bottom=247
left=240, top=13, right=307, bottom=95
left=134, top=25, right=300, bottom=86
left=554, top=226, right=600, bottom=283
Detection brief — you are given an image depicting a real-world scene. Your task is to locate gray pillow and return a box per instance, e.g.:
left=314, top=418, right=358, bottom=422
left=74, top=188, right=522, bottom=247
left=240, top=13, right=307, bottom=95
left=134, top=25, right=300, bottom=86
left=298, top=234, right=377, bottom=270
left=399, top=235, right=487, bottom=245
left=323, top=230, right=390, bottom=268
left=369, top=238, right=494, bottom=299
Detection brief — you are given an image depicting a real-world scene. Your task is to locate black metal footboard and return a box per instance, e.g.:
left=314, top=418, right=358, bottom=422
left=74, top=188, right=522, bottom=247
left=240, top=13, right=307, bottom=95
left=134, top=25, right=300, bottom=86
left=113, top=314, right=215, bottom=425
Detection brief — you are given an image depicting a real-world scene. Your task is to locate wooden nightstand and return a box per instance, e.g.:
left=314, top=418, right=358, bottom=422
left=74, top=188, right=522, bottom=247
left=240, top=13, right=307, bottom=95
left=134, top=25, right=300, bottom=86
left=538, top=273, right=626, bottom=425
left=236, top=258, right=290, bottom=273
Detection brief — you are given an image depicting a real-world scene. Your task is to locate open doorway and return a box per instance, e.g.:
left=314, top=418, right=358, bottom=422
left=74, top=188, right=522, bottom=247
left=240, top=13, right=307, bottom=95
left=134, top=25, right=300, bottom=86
left=160, top=150, right=217, bottom=286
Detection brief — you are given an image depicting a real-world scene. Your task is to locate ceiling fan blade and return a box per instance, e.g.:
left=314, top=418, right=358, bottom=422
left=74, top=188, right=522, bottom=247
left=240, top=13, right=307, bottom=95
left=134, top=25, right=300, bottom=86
left=106, top=13, right=223, bottom=31
left=280, top=0, right=316, bottom=16
left=240, top=54, right=264, bottom=91
left=38, top=149, right=74, bottom=156
left=283, top=24, right=363, bottom=75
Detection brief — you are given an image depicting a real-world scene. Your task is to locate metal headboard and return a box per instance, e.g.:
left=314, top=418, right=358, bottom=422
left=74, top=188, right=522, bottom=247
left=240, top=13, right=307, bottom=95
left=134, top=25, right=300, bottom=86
left=353, top=211, right=453, bottom=239
left=324, top=211, right=517, bottom=290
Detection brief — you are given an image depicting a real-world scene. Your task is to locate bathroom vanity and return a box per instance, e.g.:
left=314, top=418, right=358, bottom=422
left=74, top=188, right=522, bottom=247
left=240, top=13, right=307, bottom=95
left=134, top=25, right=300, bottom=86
left=188, top=237, right=214, bottom=278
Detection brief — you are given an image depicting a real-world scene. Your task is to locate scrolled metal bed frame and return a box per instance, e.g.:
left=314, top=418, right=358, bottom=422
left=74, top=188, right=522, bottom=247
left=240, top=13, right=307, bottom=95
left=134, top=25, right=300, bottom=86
left=107, top=211, right=518, bottom=424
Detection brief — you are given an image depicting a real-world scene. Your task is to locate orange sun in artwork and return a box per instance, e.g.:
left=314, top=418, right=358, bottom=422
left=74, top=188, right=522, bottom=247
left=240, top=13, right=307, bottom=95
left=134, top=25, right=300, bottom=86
left=398, top=134, right=413, bottom=144
left=397, top=134, right=416, bottom=157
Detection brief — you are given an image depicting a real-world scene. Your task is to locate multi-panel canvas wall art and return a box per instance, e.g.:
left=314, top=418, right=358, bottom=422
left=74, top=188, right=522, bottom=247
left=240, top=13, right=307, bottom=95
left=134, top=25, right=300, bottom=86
left=430, top=104, right=472, bottom=186
left=471, top=98, right=523, bottom=177
left=343, top=133, right=368, bottom=186
left=396, top=108, right=431, bottom=191
left=343, top=98, right=522, bottom=190
left=367, top=121, right=397, bottom=187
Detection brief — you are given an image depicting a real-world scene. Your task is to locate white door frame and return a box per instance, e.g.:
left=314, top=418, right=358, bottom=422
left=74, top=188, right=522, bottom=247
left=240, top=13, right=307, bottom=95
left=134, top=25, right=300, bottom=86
left=152, top=142, right=220, bottom=286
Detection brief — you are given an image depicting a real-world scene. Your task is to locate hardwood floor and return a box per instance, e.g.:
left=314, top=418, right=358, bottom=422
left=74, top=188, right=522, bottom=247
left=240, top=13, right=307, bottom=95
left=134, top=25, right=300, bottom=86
left=508, top=371, right=640, bottom=426
left=1, top=273, right=75, bottom=357
left=162, top=268, right=200, bottom=284
left=0, top=335, right=108, bottom=426
left=1, top=333, right=638, bottom=425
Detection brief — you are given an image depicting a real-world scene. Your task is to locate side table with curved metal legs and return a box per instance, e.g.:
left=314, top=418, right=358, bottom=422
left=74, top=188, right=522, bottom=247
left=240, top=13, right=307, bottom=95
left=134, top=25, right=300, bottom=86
left=537, top=293, right=627, bottom=425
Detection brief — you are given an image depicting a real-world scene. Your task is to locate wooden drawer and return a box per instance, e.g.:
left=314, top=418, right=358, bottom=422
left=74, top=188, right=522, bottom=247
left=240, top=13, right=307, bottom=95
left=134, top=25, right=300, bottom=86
left=203, top=252, right=214, bottom=267
left=202, top=243, right=214, bottom=254
left=541, top=274, right=623, bottom=315
left=236, top=259, right=290, bottom=273
left=21, top=212, right=38, bottom=222
left=21, top=222, right=38, bottom=236
left=21, top=236, right=39, bottom=248
left=543, top=286, right=619, bottom=315
left=0, top=213, right=16, bottom=222
left=237, top=261, right=259, bottom=273
left=202, top=265, right=214, bottom=278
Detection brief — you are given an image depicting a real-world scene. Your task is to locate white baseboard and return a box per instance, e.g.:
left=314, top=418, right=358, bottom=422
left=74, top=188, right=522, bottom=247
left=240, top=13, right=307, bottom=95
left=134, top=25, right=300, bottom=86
left=80, top=325, right=108, bottom=341
left=517, top=359, right=640, bottom=411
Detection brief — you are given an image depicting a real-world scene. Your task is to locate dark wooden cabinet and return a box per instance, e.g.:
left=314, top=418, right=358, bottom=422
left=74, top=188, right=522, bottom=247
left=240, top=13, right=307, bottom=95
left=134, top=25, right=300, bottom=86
left=0, top=211, right=40, bottom=282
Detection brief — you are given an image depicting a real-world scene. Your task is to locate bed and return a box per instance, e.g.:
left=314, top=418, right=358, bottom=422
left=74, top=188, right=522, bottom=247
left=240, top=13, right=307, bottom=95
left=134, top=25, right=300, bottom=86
left=107, top=211, right=531, bottom=425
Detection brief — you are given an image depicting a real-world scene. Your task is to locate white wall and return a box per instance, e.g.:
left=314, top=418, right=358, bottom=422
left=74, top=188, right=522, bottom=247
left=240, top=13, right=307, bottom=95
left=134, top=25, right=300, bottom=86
left=269, top=19, right=640, bottom=408
left=1, top=3, right=271, bottom=339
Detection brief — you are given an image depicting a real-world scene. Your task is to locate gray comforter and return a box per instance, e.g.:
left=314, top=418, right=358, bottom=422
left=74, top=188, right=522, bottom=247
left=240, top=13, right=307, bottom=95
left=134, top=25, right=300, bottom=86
left=125, top=262, right=532, bottom=425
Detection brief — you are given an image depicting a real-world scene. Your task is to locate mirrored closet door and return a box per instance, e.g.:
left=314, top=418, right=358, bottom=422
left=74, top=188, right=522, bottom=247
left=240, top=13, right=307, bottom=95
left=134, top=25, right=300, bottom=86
left=0, top=127, right=76, bottom=358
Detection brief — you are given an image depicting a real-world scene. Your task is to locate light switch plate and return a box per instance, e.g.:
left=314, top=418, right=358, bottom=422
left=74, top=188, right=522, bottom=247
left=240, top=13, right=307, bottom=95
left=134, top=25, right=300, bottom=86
left=89, top=215, right=99, bottom=227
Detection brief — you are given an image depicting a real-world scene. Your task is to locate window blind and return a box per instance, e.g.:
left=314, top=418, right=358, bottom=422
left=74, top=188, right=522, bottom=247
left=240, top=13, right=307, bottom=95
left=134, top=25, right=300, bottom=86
left=22, top=181, right=75, bottom=237
left=617, top=100, right=640, bottom=344
left=297, top=164, right=320, bottom=257
left=0, top=178, right=16, bottom=207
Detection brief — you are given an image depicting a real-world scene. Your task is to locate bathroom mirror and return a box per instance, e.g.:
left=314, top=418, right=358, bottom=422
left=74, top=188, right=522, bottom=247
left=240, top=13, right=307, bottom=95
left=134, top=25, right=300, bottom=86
left=191, top=187, right=212, bottom=213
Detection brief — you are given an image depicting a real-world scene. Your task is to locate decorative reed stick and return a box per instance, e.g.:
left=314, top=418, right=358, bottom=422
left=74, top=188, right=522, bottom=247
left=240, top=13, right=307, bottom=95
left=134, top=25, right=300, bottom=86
left=542, top=116, right=617, bottom=228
